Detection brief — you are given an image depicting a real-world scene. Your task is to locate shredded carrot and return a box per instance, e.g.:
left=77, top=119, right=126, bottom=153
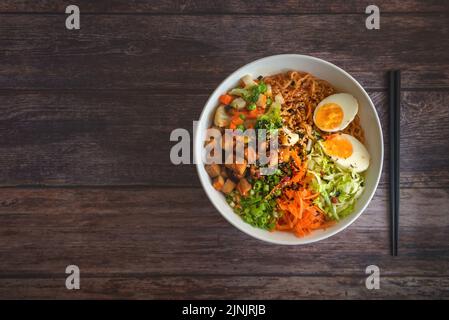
left=303, top=192, right=319, bottom=200
left=276, top=187, right=333, bottom=237
left=275, top=151, right=334, bottom=237
left=290, top=151, right=307, bottom=184
left=291, top=149, right=303, bottom=169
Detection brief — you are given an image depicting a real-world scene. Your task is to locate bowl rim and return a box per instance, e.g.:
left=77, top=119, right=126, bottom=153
left=194, top=54, right=384, bottom=245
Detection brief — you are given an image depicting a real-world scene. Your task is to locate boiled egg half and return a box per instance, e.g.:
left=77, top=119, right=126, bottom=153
left=321, top=133, right=370, bottom=172
left=313, top=93, right=358, bottom=132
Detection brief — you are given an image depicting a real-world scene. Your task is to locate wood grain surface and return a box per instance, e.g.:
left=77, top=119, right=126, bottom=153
left=0, top=0, right=448, bottom=299
left=0, top=0, right=448, bottom=14
left=0, top=14, right=448, bottom=90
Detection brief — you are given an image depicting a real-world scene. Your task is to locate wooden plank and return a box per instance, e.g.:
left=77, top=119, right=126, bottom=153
left=0, top=187, right=448, bottom=277
left=0, top=90, right=447, bottom=187
left=0, top=0, right=447, bottom=14
left=0, top=14, right=448, bottom=90
left=0, top=275, right=447, bottom=299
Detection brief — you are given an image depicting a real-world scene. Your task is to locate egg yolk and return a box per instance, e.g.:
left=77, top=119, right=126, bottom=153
left=315, top=103, right=344, bottom=131
left=323, top=134, right=353, bottom=159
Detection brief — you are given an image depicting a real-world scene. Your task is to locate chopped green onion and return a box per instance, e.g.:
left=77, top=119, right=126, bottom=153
left=225, top=171, right=284, bottom=231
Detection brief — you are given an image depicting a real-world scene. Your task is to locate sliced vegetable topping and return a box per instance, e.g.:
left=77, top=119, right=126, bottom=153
left=219, top=94, right=233, bottom=105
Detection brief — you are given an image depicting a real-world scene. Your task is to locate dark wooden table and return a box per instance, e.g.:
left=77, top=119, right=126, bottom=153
left=0, top=1, right=448, bottom=299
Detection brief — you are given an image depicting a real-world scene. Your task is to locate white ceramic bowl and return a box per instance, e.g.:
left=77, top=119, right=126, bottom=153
left=194, top=54, right=383, bottom=245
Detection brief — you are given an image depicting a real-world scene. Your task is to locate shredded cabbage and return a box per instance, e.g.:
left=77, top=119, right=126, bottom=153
left=307, top=141, right=365, bottom=220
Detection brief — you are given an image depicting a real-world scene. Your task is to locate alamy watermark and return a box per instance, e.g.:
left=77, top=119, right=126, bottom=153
left=365, top=265, right=380, bottom=290
left=65, top=265, right=80, bottom=290
left=65, top=5, right=80, bottom=30
left=366, top=5, right=380, bottom=30
left=64, top=4, right=380, bottom=32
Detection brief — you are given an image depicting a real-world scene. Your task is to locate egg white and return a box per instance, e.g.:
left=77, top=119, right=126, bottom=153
left=313, top=93, right=358, bottom=132
left=321, top=134, right=370, bottom=173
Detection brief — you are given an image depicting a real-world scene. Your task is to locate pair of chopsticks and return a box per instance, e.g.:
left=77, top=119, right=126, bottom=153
left=389, top=70, right=401, bottom=256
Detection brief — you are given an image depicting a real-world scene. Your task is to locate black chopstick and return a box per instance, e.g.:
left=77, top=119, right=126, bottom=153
left=389, top=70, right=401, bottom=256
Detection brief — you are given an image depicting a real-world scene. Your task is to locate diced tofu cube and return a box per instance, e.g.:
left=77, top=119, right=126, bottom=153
left=233, top=161, right=247, bottom=177
left=221, top=179, right=236, bottom=194
left=221, top=168, right=228, bottom=178
left=212, top=175, right=224, bottom=191
left=279, top=147, right=291, bottom=163
left=237, top=178, right=252, bottom=196
left=205, top=164, right=221, bottom=178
